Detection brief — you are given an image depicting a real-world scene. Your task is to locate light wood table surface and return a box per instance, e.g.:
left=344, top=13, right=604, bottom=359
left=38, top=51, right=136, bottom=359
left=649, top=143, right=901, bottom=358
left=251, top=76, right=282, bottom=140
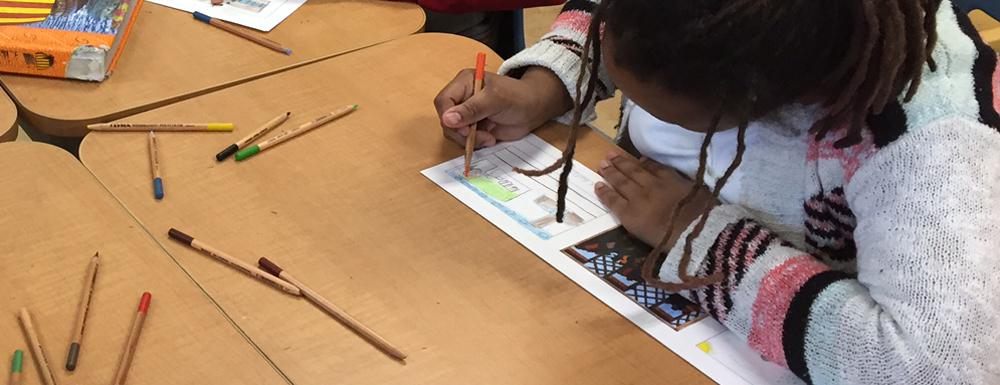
left=1, top=0, right=424, bottom=138
left=79, top=33, right=712, bottom=385
left=0, top=90, right=14, bottom=142
left=0, top=142, right=289, bottom=384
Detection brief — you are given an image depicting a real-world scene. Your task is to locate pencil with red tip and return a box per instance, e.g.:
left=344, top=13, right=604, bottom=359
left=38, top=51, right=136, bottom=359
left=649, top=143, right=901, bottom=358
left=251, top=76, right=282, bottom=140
left=463, top=52, right=487, bottom=177
left=112, top=292, right=151, bottom=385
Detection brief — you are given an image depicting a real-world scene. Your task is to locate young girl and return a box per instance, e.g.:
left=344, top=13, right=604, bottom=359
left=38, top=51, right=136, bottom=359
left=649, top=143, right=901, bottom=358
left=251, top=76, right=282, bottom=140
left=434, top=0, right=1000, bottom=383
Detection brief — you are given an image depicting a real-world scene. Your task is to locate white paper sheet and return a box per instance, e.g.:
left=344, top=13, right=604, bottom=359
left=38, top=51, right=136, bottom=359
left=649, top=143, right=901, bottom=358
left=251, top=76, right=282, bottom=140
left=422, top=134, right=803, bottom=385
left=150, top=0, right=304, bottom=31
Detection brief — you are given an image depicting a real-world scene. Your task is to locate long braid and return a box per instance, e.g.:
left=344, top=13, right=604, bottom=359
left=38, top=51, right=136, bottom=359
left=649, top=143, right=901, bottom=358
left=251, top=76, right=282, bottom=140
left=514, top=0, right=608, bottom=222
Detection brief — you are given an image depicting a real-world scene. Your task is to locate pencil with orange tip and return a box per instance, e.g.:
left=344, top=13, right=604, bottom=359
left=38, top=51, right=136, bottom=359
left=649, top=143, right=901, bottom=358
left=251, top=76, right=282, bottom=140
left=111, top=292, right=151, bottom=385
left=258, top=257, right=407, bottom=361
left=17, top=308, right=56, bottom=385
left=463, top=52, right=487, bottom=177
left=66, top=252, right=100, bottom=371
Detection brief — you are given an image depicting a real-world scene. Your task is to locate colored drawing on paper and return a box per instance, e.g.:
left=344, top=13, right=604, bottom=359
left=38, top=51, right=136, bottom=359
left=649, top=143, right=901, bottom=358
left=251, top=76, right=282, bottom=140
left=26, top=0, right=129, bottom=33
left=563, top=226, right=706, bottom=331
left=449, top=151, right=607, bottom=240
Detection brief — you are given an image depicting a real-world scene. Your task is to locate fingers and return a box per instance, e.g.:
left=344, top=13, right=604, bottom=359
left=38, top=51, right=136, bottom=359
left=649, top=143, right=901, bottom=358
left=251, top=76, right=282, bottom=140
left=441, top=125, right=497, bottom=148
left=595, top=182, right=628, bottom=214
left=440, top=90, right=506, bottom=129
left=434, top=69, right=473, bottom=124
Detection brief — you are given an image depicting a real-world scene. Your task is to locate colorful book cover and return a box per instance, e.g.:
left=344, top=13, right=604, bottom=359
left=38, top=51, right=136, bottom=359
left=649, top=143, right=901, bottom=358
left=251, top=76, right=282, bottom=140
left=0, top=0, right=144, bottom=81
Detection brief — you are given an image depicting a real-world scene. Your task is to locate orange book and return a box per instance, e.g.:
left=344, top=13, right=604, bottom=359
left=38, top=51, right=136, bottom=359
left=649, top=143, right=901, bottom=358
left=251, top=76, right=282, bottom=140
left=0, top=0, right=144, bottom=81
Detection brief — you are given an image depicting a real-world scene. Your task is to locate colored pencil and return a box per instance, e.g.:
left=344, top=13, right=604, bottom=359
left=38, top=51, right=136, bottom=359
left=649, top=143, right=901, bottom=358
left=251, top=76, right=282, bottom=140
left=87, top=123, right=235, bottom=132
left=9, top=350, right=23, bottom=385
left=17, top=309, right=55, bottom=385
left=66, top=253, right=100, bottom=371
left=148, top=132, right=164, bottom=200
left=193, top=12, right=292, bottom=55
left=235, top=104, right=357, bottom=161
left=463, top=52, right=487, bottom=178
left=167, top=228, right=301, bottom=295
left=111, top=293, right=151, bottom=385
left=258, top=257, right=407, bottom=361
left=216, top=112, right=291, bottom=161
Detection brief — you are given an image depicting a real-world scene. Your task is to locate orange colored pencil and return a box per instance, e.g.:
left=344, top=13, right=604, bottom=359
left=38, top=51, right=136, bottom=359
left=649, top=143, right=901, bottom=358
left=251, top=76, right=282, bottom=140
left=463, top=52, right=487, bottom=177
left=111, top=293, right=151, bottom=385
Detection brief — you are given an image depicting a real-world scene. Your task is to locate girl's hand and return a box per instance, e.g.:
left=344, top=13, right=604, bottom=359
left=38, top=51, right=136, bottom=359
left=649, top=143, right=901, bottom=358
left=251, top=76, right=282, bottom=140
left=434, top=66, right=573, bottom=148
left=595, top=152, right=717, bottom=248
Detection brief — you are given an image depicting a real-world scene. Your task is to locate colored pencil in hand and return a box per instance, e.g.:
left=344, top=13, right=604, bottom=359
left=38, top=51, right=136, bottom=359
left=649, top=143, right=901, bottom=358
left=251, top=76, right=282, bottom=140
left=258, top=257, right=407, bottom=361
left=167, top=228, right=301, bottom=295
left=216, top=112, right=291, bottom=161
left=463, top=52, right=487, bottom=177
left=66, top=253, right=100, bottom=371
left=193, top=12, right=292, bottom=55
left=87, top=123, right=235, bottom=132
left=17, top=309, right=55, bottom=385
left=111, top=293, right=151, bottom=385
left=235, top=104, right=357, bottom=161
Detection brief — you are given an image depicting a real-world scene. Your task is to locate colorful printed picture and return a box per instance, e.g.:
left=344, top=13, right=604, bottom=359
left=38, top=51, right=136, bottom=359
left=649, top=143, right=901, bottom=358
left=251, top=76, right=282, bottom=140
left=563, top=226, right=706, bottom=331
left=19, top=0, right=131, bottom=33
left=448, top=153, right=606, bottom=240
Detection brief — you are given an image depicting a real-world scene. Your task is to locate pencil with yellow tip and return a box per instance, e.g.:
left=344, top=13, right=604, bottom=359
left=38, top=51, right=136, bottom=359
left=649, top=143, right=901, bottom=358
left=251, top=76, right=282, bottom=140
left=235, top=104, right=357, bottom=161
left=464, top=52, right=487, bottom=177
left=87, top=123, right=235, bottom=132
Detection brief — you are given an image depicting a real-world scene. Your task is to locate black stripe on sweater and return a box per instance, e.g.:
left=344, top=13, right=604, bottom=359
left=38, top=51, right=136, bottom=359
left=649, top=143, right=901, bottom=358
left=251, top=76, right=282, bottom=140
left=954, top=4, right=1000, bottom=130
left=703, top=219, right=747, bottom=319
left=867, top=101, right=909, bottom=148
left=560, top=0, right=596, bottom=14
left=782, top=270, right=852, bottom=385
left=722, top=224, right=763, bottom=315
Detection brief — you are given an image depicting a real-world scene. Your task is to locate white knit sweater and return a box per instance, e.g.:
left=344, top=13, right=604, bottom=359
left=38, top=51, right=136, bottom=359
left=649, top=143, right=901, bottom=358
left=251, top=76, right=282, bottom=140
left=499, top=1, right=1000, bottom=384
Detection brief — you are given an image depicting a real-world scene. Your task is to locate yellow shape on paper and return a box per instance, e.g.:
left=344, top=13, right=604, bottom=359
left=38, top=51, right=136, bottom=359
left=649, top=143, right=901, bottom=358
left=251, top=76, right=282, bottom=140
left=467, top=176, right=518, bottom=202
left=697, top=341, right=712, bottom=354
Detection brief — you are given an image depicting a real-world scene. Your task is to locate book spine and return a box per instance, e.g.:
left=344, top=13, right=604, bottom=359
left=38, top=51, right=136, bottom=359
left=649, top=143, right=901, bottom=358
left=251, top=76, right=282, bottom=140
left=106, top=0, right=145, bottom=74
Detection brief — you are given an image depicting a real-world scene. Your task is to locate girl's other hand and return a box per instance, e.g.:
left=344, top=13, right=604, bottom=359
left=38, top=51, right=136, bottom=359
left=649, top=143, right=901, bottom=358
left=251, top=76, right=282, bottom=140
left=434, top=66, right=573, bottom=148
left=595, top=153, right=718, bottom=248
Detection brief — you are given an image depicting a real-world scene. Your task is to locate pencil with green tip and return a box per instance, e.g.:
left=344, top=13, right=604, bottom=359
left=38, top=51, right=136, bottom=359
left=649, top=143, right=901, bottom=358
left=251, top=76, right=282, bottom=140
left=216, top=112, right=291, bottom=161
left=235, top=104, right=357, bottom=161
left=9, top=350, right=23, bottom=385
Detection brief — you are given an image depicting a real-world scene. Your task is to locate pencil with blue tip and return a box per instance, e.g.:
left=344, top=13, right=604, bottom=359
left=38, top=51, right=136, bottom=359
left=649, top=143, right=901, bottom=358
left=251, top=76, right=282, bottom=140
left=193, top=12, right=292, bottom=55
left=148, top=131, right=164, bottom=200
left=235, top=104, right=358, bottom=161
left=216, top=112, right=291, bottom=161
left=87, top=123, right=235, bottom=132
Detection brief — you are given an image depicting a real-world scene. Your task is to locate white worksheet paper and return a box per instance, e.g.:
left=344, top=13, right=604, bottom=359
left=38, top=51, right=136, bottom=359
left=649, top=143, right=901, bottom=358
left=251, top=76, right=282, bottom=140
left=422, top=134, right=802, bottom=385
left=150, top=0, right=303, bottom=31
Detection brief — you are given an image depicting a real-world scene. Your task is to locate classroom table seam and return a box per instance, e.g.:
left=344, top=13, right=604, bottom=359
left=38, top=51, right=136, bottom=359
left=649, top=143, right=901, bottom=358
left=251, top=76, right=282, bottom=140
left=68, top=148, right=299, bottom=385
left=2, top=18, right=427, bottom=137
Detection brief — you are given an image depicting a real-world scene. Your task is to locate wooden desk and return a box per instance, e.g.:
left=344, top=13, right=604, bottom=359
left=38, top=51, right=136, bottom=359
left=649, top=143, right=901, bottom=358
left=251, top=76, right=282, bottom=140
left=0, top=90, right=14, bottom=142
left=0, top=142, right=288, bottom=384
left=1, top=0, right=424, bottom=138
left=79, top=33, right=712, bottom=385
left=971, top=10, right=1000, bottom=50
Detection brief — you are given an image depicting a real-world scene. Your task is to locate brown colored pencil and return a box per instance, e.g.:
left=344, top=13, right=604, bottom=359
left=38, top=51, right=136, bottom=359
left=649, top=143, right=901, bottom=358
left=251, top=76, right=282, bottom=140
left=17, top=308, right=56, bottom=385
left=258, top=257, right=407, bottom=361
left=111, top=293, right=151, bottom=385
left=167, top=228, right=301, bottom=295
left=193, top=12, right=291, bottom=55
left=66, top=253, right=100, bottom=371
left=464, top=52, right=487, bottom=177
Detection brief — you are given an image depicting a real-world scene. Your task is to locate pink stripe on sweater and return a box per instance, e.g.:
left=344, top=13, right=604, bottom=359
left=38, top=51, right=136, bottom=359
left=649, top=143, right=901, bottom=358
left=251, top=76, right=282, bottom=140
left=746, top=255, right=830, bottom=367
left=993, top=59, right=1000, bottom=113
left=550, top=10, right=590, bottom=34
left=714, top=224, right=755, bottom=317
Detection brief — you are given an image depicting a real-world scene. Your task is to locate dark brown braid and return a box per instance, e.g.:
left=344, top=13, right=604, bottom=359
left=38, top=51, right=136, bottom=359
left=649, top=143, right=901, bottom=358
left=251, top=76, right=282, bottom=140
left=517, top=0, right=943, bottom=291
